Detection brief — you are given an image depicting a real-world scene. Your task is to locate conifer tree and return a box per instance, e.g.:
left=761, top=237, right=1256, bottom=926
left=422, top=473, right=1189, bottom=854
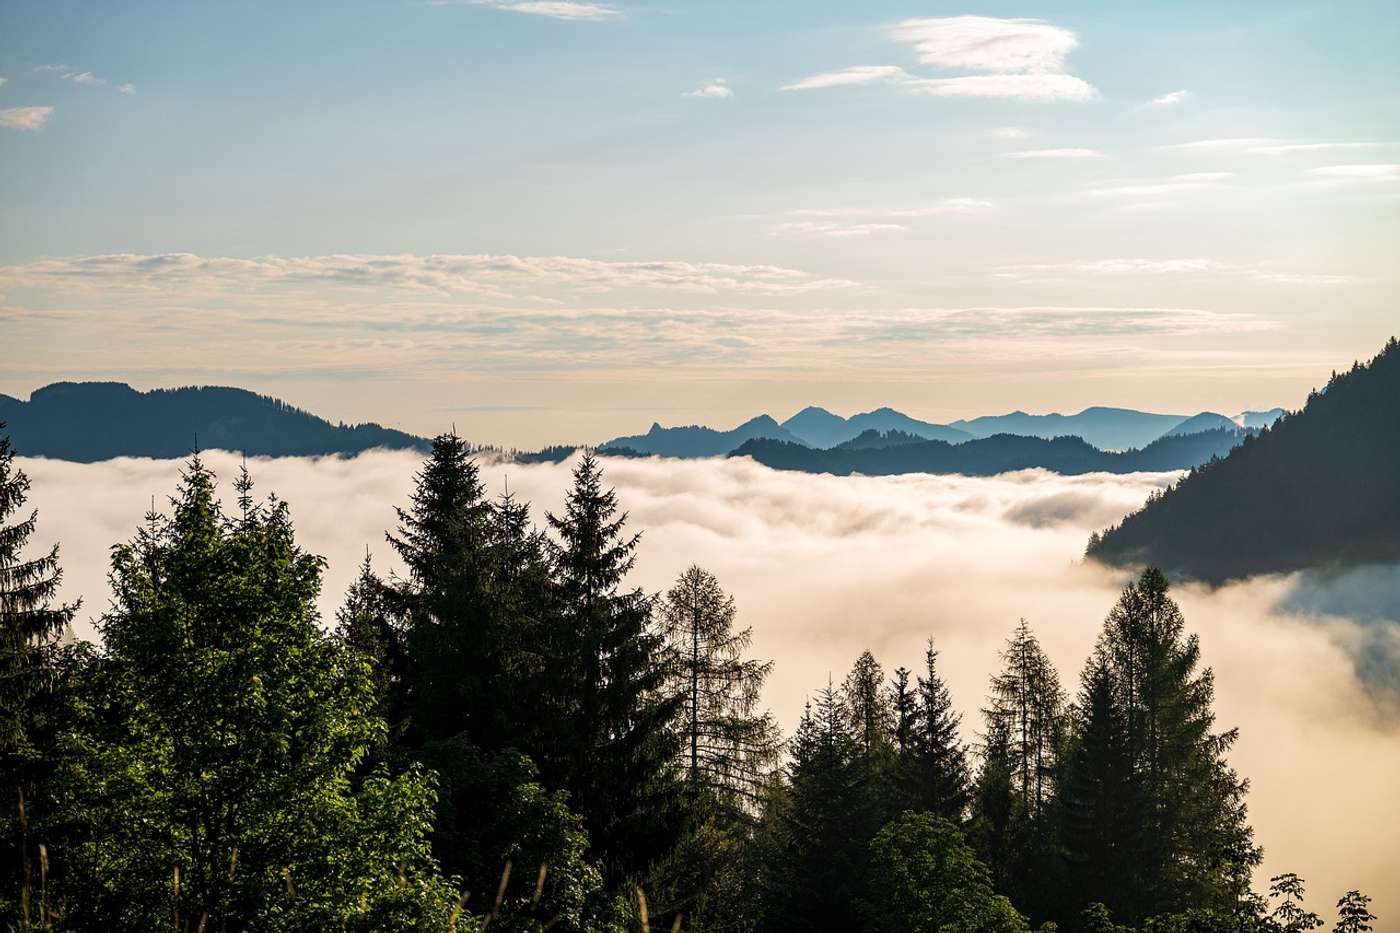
left=0, top=427, right=76, bottom=917
left=1075, top=568, right=1260, bottom=920
left=50, top=458, right=454, bottom=929
left=759, top=683, right=870, bottom=933
left=1333, top=891, right=1375, bottom=933
left=843, top=650, right=895, bottom=768
left=1267, top=874, right=1322, bottom=933
left=897, top=640, right=972, bottom=823
left=659, top=564, right=779, bottom=817
left=984, top=620, right=1064, bottom=817
left=890, top=665, right=915, bottom=755
left=542, top=453, right=683, bottom=882
left=383, top=431, right=499, bottom=747
left=335, top=553, right=405, bottom=731
left=0, top=428, right=76, bottom=755
left=1059, top=655, right=1138, bottom=919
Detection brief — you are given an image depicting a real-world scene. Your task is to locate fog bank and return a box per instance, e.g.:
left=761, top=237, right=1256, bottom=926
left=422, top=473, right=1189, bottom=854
left=19, top=450, right=1400, bottom=926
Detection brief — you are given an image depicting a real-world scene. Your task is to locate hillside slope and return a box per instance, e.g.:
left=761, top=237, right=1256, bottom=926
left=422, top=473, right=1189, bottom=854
left=1088, top=338, right=1400, bottom=583
left=731, top=427, right=1246, bottom=477
left=950, top=406, right=1188, bottom=450
left=601, top=415, right=804, bottom=458
left=0, top=382, right=429, bottom=461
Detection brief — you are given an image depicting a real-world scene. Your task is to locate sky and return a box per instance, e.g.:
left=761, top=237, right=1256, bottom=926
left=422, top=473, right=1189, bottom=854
left=2, top=1, right=1398, bottom=448
left=20, top=450, right=1400, bottom=923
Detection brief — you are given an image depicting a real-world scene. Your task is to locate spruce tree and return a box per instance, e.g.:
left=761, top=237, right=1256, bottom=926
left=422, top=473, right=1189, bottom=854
left=0, top=427, right=76, bottom=754
left=0, top=426, right=76, bottom=918
left=843, top=650, right=895, bottom=768
left=335, top=553, right=405, bottom=732
left=896, top=639, right=972, bottom=823
left=543, top=453, right=683, bottom=883
left=984, top=620, right=1064, bottom=817
left=1333, top=891, right=1375, bottom=933
left=1079, top=568, right=1260, bottom=920
left=890, top=666, right=915, bottom=755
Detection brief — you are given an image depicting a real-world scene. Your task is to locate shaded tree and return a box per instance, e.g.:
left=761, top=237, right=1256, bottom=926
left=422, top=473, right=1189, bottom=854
left=895, top=640, right=972, bottom=824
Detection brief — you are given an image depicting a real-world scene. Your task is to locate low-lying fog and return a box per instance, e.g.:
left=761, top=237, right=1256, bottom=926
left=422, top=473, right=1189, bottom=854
left=19, top=450, right=1400, bottom=924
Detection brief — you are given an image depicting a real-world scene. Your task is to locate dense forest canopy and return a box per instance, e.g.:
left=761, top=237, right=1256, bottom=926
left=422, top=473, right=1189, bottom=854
left=0, top=420, right=1381, bottom=931
left=1089, top=337, right=1400, bottom=583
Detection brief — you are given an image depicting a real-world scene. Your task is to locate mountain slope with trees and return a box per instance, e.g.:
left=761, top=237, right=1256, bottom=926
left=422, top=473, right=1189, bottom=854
left=601, top=415, right=806, bottom=458
left=732, top=428, right=1248, bottom=477
left=0, top=382, right=430, bottom=461
left=1088, top=338, right=1400, bottom=583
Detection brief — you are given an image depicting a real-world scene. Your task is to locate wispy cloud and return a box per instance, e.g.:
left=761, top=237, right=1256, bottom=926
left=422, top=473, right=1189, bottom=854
left=1005, top=147, right=1104, bottom=160
left=440, top=0, right=621, bottom=20
left=1306, top=164, right=1400, bottom=183
left=998, top=258, right=1353, bottom=287
left=118, top=83, right=137, bottom=96
left=790, top=198, right=994, bottom=219
left=772, top=221, right=907, bottom=238
left=0, top=252, right=859, bottom=299
left=0, top=106, right=55, bottom=131
left=34, top=64, right=134, bottom=94
left=685, top=78, right=733, bottom=99
left=1083, top=172, right=1233, bottom=199
left=782, top=16, right=1099, bottom=103
left=993, top=126, right=1027, bottom=139
left=1168, top=138, right=1380, bottom=156
left=1149, top=89, right=1189, bottom=106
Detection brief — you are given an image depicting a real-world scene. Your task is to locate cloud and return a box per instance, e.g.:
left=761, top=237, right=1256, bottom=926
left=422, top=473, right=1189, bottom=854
left=685, top=78, right=733, bottom=99
left=17, top=450, right=1400, bottom=922
left=0, top=252, right=859, bottom=299
left=1005, top=147, right=1104, bottom=160
left=1168, top=138, right=1381, bottom=156
left=442, top=0, right=621, bottom=20
left=0, top=106, right=55, bottom=130
left=1083, top=172, right=1233, bottom=199
left=1150, top=89, right=1189, bottom=106
left=998, top=258, right=1354, bottom=287
left=34, top=64, right=135, bottom=95
left=790, top=198, right=994, bottom=219
left=782, top=15, right=1098, bottom=103
left=118, top=83, right=136, bottom=96
left=993, top=126, right=1027, bottom=139
left=890, top=16, right=1079, bottom=73
left=780, top=65, right=910, bottom=92
left=1306, top=164, right=1400, bottom=183
left=772, top=221, right=908, bottom=238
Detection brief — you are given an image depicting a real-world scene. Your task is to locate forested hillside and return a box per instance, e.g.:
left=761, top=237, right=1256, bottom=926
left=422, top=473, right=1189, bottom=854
left=0, top=382, right=429, bottom=461
left=0, top=425, right=1378, bottom=931
left=732, top=427, right=1247, bottom=477
left=1089, top=338, right=1400, bottom=583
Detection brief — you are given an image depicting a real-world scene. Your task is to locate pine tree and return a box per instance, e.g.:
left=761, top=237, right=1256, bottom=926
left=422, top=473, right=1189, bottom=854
left=659, top=564, right=779, bottom=818
left=896, top=639, right=972, bottom=823
left=1083, top=568, right=1260, bottom=920
left=542, top=453, right=683, bottom=883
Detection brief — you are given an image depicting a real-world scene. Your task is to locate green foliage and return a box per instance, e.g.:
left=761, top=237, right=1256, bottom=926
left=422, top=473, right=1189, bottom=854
left=864, top=811, right=1030, bottom=933
left=46, top=458, right=455, bottom=929
left=1332, top=891, right=1375, bottom=933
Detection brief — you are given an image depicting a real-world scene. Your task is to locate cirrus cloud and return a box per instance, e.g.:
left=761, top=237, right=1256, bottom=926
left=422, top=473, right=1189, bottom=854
left=0, top=106, right=55, bottom=130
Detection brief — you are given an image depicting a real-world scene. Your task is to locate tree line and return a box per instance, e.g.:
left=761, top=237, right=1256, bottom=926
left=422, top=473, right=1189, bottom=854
left=0, top=427, right=1379, bottom=931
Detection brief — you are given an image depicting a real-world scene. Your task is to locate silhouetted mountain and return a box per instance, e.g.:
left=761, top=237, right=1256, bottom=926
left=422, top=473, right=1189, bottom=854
left=601, top=414, right=804, bottom=458
left=833, top=429, right=928, bottom=451
left=949, top=407, right=1190, bottom=450
left=1089, top=338, right=1400, bottom=583
left=1237, top=408, right=1286, bottom=429
left=0, top=382, right=430, bottom=462
left=779, top=406, right=970, bottom=447
left=731, top=427, right=1246, bottom=478
left=1158, top=412, right=1238, bottom=439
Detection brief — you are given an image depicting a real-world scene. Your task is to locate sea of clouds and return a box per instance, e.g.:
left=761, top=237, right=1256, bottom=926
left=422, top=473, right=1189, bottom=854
left=18, top=450, right=1400, bottom=925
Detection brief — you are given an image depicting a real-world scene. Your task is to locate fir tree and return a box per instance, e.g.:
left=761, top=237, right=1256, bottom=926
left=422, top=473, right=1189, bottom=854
left=984, top=620, right=1064, bottom=818
left=890, top=666, right=915, bottom=755
left=1082, top=568, right=1260, bottom=920
left=897, top=639, right=972, bottom=824
left=335, top=552, right=405, bottom=731
left=843, top=650, right=895, bottom=768
left=543, top=453, right=683, bottom=883
left=1333, top=891, right=1375, bottom=933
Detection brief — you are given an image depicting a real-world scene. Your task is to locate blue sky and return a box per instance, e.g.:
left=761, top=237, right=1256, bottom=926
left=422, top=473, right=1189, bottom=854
left=2, top=1, right=1397, bottom=446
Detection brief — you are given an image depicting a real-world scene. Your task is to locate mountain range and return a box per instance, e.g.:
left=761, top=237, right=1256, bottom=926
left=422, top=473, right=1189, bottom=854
left=0, top=382, right=430, bottom=462
left=1088, top=339, right=1400, bottom=584
left=726, top=428, right=1250, bottom=478
left=602, top=405, right=1283, bottom=457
